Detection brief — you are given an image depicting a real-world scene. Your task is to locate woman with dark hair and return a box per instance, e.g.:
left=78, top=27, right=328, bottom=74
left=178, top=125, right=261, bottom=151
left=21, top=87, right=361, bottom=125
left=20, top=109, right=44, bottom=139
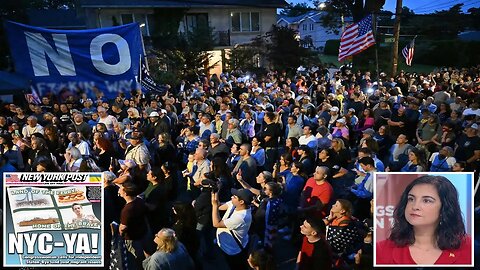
left=354, top=108, right=375, bottom=143
left=44, top=125, right=65, bottom=164
left=252, top=182, right=284, bottom=250
left=210, top=157, right=233, bottom=202
left=273, top=153, right=293, bottom=181
left=400, top=148, right=426, bottom=172
left=172, top=202, right=201, bottom=267
left=297, top=145, right=314, bottom=177
left=285, top=137, right=300, bottom=160
left=437, top=102, right=451, bottom=125
left=281, top=161, right=307, bottom=215
left=161, top=161, right=179, bottom=203
left=142, top=166, right=168, bottom=232
left=251, top=136, right=265, bottom=171
left=376, top=175, right=471, bottom=265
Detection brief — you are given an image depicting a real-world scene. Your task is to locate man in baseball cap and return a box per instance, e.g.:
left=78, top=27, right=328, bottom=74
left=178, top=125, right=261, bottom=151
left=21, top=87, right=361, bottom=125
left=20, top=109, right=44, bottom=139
left=211, top=188, right=253, bottom=269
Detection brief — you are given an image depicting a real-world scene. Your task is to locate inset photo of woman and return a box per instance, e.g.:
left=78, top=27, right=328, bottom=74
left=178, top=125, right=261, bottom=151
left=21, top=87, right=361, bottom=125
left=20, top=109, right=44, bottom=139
left=374, top=173, right=474, bottom=267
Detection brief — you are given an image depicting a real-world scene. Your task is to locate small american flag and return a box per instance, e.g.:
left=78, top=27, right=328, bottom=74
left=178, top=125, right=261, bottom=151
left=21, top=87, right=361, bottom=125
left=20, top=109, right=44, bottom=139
left=5, top=174, right=20, bottom=182
left=402, top=37, right=416, bottom=66
left=338, top=15, right=376, bottom=62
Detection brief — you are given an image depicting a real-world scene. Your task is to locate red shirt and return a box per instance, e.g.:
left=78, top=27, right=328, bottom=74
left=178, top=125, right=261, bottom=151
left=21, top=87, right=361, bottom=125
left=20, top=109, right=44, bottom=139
left=376, top=237, right=472, bottom=265
left=302, top=178, right=334, bottom=218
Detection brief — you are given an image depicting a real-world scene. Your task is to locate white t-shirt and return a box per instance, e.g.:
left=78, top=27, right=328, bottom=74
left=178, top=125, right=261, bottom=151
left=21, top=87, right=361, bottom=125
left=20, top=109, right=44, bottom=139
left=462, top=108, right=480, bottom=117
left=216, top=201, right=252, bottom=255
left=298, top=134, right=317, bottom=148
left=68, top=140, right=91, bottom=156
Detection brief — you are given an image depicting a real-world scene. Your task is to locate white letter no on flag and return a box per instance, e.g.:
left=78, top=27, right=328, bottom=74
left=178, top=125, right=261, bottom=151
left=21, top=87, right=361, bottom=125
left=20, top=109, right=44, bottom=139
left=90, top=34, right=131, bottom=75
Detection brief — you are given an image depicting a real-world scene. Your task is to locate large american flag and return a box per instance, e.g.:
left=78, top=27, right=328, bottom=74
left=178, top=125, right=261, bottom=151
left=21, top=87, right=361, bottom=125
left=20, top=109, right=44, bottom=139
left=338, top=15, right=376, bottom=62
left=402, top=38, right=415, bottom=66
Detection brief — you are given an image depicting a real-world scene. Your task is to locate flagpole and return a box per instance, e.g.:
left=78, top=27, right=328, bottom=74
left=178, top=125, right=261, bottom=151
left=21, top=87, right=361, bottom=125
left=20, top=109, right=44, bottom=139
left=391, top=0, right=403, bottom=76
left=139, top=54, right=142, bottom=83
left=372, top=12, right=380, bottom=84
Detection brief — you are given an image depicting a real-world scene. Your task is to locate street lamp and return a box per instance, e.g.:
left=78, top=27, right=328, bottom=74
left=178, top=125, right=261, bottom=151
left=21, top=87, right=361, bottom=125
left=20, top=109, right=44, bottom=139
left=318, top=2, right=327, bottom=10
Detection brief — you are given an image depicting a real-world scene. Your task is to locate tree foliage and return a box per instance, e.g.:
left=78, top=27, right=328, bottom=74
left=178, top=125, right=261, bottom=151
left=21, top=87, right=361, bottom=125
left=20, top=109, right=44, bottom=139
left=279, top=2, right=313, bottom=17
left=399, top=4, right=474, bottom=39
left=149, top=9, right=218, bottom=85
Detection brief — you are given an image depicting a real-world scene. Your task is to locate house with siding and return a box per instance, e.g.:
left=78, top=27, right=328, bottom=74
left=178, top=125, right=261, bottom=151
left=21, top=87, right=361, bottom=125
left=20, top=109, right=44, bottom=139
left=277, top=11, right=351, bottom=50
left=78, top=0, right=287, bottom=47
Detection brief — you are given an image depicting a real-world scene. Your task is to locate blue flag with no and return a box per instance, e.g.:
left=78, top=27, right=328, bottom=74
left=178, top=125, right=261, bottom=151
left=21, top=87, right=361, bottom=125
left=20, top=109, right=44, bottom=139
left=5, top=21, right=144, bottom=99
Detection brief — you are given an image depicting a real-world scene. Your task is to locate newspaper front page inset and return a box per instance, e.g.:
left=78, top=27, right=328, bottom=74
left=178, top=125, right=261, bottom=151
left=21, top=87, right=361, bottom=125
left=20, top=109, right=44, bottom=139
left=3, top=172, right=104, bottom=267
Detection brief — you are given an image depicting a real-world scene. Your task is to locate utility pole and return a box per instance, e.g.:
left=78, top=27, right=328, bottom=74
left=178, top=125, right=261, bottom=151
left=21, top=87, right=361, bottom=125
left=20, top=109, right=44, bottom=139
left=391, top=0, right=403, bottom=77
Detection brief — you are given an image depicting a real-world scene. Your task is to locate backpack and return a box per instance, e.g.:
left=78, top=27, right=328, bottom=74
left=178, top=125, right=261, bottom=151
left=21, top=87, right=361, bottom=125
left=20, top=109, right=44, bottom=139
left=327, top=217, right=366, bottom=256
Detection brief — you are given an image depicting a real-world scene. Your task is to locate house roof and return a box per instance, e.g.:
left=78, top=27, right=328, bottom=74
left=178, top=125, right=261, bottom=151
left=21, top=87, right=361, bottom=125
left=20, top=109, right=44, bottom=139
left=80, top=0, right=287, bottom=8
left=277, top=11, right=353, bottom=25
left=26, top=9, right=85, bottom=29
left=277, top=11, right=324, bottom=25
left=458, top=31, right=480, bottom=41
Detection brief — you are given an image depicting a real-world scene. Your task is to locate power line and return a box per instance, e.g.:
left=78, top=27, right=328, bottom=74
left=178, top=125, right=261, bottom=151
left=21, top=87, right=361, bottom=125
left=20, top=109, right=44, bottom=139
left=411, top=0, right=463, bottom=12
left=411, top=0, right=460, bottom=11
left=414, top=0, right=478, bottom=13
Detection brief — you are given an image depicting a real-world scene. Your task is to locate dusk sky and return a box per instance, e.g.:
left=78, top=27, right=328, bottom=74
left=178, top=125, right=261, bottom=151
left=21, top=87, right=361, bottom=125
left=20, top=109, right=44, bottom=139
left=287, top=0, right=480, bottom=14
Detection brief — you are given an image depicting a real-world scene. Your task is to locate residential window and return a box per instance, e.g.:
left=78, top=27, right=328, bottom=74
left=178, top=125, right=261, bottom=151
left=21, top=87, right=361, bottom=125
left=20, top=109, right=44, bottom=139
left=121, top=14, right=133, bottom=24
left=302, top=24, right=307, bottom=31
left=231, top=12, right=260, bottom=32
left=310, top=24, right=314, bottom=31
left=121, top=14, right=151, bottom=36
left=185, top=13, right=209, bottom=31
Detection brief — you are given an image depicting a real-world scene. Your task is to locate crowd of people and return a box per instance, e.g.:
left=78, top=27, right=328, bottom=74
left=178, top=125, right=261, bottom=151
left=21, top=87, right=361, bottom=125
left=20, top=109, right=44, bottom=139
left=0, top=64, right=479, bottom=269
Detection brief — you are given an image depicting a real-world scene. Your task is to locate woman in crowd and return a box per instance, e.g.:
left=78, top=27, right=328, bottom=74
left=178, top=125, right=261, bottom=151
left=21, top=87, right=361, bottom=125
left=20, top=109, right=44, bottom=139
left=354, top=108, right=375, bottom=144
left=94, top=137, right=115, bottom=171
left=161, top=161, right=179, bottom=204
left=297, top=145, right=315, bottom=177
left=401, top=148, right=426, bottom=172
left=280, top=161, right=307, bottom=216
left=0, top=133, right=24, bottom=170
left=226, top=143, right=241, bottom=169
left=209, top=157, right=233, bottom=202
left=253, top=182, right=284, bottom=250
left=62, top=147, right=85, bottom=172
left=172, top=202, right=201, bottom=268
left=437, top=102, right=451, bottom=125
left=251, top=136, right=265, bottom=171
left=44, top=125, right=65, bottom=164
left=273, top=152, right=293, bottom=181
left=331, top=118, right=349, bottom=144
left=155, top=132, right=177, bottom=167
left=331, top=138, right=351, bottom=169
left=143, top=166, right=169, bottom=233
left=143, top=228, right=194, bottom=270
left=376, top=175, right=471, bottom=265
left=285, top=137, right=300, bottom=160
